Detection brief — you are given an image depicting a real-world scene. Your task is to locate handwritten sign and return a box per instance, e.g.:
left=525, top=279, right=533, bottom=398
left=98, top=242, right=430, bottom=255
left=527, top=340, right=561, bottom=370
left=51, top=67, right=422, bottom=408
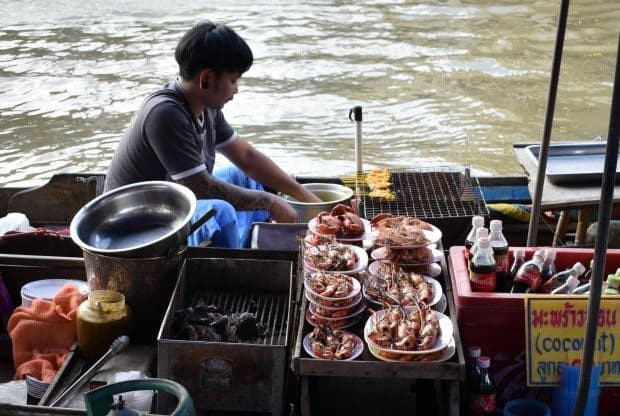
left=525, top=296, right=620, bottom=386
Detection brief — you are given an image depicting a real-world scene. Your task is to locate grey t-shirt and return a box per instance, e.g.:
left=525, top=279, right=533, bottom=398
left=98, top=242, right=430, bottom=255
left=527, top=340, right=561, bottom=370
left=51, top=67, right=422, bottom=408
left=104, top=81, right=237, bottom=192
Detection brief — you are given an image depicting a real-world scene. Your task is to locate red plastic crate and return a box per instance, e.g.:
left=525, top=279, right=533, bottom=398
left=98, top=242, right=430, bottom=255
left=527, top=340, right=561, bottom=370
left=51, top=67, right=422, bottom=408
left=448, top=246, right=620, bottom=415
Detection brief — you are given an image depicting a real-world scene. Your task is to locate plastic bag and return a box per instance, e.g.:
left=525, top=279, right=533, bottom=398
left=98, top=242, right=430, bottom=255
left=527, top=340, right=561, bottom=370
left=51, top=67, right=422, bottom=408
left=0, top=213, right=32, bottom=236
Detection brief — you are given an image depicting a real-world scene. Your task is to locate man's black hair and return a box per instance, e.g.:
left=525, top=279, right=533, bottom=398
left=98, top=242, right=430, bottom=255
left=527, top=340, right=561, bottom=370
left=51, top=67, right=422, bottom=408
left=175, top=21, right=253, bottom=80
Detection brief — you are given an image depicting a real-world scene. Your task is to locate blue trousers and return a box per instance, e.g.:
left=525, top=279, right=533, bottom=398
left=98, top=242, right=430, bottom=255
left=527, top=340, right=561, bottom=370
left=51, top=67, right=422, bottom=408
left=187, top=166, right=270, bottom=249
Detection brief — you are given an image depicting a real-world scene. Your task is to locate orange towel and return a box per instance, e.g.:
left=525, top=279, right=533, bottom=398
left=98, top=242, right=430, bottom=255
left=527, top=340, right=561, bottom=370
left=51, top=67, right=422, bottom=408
left=7, top=283, right=86, bottom=383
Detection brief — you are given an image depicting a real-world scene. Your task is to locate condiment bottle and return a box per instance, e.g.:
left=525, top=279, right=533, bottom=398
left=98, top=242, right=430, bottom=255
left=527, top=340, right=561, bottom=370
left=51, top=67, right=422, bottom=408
left=510, top=250, right=544, bottom=293
left=77, top=290, right=132, bottom=362
left=469, top=238, right=496, bottom=292
left=604, top=274, right=620, bottom=295
left=469, top=356, right=496, bottom=415
left=551, top=275, right=581, bottom=295
left=466, top=346, right=482, bottom=389
left=488, top=220, right=509, bottom=290
left=540, top=249, right=557, bottom=282
left=469, top=227, right=489, bottom=261
left=508, top=249, right=525, bottom=291
left=465, top=216, right=485, bottom=258
left=540, top=262, right=586, bottom=294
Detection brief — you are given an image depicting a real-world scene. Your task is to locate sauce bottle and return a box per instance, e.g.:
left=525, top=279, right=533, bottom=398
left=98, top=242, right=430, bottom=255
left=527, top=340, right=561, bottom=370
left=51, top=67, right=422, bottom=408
left=604, top=274, right=620, bottom=295
left=77, top=290, right=132, bottom=362
left=465, top=216, right=485, bottom=258
left=469, top=238, right=496, bottom=292
left=540, top=249, right=557, bottom=282
left=488, top=220, right=509, bottom=290
left=466, top=346, right=482, bottom=389
left=540, top=262, right=586, bottom=294
left=551, top=275, right=581, bottom=294
left=510, top=250, right=544, bottom=293
left=508, top=249, right=525, bottom=291
left=469, top=356, right=496, bottom=415
left=469, top=227, right=489, bottom=261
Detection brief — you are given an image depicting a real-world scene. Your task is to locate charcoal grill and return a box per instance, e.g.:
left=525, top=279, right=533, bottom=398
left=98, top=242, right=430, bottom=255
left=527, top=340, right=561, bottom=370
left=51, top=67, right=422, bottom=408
left=158, top=257, right=294, bottom=416
left=359, top=167, right=489, bottom=245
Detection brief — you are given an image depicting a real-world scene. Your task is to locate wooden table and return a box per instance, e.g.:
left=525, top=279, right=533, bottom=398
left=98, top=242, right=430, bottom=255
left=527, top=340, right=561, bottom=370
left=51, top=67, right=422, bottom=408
left=514, top=144, right=620, bottom=245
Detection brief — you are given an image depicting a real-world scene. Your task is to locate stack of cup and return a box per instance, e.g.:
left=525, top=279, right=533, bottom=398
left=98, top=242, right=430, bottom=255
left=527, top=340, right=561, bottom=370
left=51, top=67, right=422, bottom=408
left=552, top=364, right=601, bottom=416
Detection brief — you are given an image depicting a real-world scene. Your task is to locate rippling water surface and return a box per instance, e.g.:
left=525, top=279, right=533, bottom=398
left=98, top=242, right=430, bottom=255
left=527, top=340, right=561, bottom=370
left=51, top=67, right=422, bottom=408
left=1, top=0, right=619, bottom=186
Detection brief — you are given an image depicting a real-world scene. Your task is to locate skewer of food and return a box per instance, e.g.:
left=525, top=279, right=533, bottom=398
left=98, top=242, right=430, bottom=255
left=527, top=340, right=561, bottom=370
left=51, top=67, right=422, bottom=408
left=366, top=168, right=395, bottom=200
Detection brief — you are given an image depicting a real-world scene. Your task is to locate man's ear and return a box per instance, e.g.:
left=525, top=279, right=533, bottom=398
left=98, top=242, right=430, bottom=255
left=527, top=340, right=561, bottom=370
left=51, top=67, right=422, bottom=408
left=200, top=69, right=213, bottom=90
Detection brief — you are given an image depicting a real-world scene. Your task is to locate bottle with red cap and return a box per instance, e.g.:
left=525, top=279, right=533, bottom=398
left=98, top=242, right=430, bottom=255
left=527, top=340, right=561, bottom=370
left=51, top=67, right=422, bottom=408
left=469, top=237, right=496, bottom=292
left=469, top=356, right=496, bottom=415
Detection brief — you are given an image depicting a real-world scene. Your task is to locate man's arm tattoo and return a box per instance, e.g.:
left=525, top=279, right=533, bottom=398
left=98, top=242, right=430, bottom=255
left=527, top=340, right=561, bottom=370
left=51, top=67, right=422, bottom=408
left=179, top=174, right=274, bottom=211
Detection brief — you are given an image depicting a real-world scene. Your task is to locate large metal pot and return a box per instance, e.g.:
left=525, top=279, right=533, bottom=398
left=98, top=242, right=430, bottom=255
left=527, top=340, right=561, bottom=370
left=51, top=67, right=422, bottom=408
left=82, top=247, right=186, bottom=342
left=70, top=181, right=199, bottom=258
left=281, top=183, right=353, bottom=223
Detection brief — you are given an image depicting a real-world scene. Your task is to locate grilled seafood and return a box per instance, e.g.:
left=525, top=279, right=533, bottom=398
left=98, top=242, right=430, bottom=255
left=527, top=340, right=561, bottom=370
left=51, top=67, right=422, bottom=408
left=309, top=327, right=357, bottom=360
left=372, top=246, right=432, bottom=263
left=314, top=204, right=365, bottom=238
left=307, top=290, right=362, bottom=308
left=368, top=306, right=440, bottom=352
left=307, top=312, right=357, bottom=329
left=306, top=271, right=355, bottom=298
left=365, top=266, right=434, bottom=307
left=310, top=301, right=360, bottom=319
left=371, top=214, right=432, bottom=247
left=303, top=240, right=358, bottom=271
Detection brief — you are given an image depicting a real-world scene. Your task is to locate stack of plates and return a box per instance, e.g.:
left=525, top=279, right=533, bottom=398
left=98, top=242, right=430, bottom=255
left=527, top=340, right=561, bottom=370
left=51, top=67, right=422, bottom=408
left=363, top=308, right=455, bottom=362
left=25, top=375, right=49, bottom=399
left=21, top=279, right=89, bottom=307
left=304, top=273, right=365, bottom=329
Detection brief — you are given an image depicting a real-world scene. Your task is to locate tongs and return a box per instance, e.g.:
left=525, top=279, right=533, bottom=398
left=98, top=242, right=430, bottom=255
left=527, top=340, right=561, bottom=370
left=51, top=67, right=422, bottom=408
left=50, top=335, right=130, bottom=407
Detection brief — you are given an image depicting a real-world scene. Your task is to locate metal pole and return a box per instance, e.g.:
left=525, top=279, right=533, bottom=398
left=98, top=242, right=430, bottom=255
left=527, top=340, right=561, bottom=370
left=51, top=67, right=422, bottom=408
left=572, top=32, right=620, bottom=416
left=349, top=106, right=363, bottom=174
left=526, top=0, right=570, bottom=246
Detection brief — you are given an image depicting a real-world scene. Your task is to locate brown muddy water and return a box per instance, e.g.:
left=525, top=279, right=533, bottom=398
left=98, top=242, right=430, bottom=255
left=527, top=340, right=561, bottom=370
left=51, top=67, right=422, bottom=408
left=1, top=0, right=619, bottom=186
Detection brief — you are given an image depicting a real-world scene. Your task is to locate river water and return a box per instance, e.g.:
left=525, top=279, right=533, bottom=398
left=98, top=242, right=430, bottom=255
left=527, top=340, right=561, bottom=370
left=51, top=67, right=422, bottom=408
left=1, top=0, right=619, bottom=186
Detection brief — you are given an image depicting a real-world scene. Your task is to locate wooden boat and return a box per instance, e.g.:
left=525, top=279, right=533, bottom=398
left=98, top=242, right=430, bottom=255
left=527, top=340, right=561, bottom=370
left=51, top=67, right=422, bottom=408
left=0, top=170, right=562, bottom=415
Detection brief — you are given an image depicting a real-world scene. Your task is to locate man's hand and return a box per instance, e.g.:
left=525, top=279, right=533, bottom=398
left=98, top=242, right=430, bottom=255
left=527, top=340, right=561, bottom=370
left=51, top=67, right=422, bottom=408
left=268, top=195, right=300, bottom=223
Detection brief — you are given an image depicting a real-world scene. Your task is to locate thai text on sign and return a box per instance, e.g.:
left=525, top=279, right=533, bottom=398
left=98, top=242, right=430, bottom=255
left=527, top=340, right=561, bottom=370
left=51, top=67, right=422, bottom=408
left=525, top=296, right=620, bottom=386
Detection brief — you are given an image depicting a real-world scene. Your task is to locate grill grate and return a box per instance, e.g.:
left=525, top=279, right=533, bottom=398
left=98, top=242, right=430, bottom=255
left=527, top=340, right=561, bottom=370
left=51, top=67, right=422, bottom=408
left=360, top=168, right=489, bottom=220
left=192, top=291, right=288, bottom=346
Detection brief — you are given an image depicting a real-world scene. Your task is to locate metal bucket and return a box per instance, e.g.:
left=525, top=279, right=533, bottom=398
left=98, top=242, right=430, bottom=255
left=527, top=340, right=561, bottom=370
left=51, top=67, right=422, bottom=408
left=82, top=247, right=186, bottom=343
left=281, top=182, right=353, bottom=222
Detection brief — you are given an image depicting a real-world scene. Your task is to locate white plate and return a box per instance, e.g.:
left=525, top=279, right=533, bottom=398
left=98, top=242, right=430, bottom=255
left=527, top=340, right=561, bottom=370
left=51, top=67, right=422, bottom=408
left=308, top=217, right=371, bottom=241
left=304, top=273, right=361, bottom=302
left=306, top=310, right=362, bottom=329
left=367, top=337, right=456, bottom=362
left=305, top=290, right=363, bottom=311
left=432, top=294, right=447, bottom=314
left=370, top=247, right=444, bottom=264
left=363, top=309, right=453, bottom=355
left=367, top=261, right=441, bottom=278
left=303, top=244, right=368, bottom=274
left=21, top=279, right=89, bottom=307
left=309, top=300, right=366, bottom=320
left=303, top=331, right=364, bottom=360
left=371, top=223, right=443, bottom=246
left=363, top=276, right=442, bottom=309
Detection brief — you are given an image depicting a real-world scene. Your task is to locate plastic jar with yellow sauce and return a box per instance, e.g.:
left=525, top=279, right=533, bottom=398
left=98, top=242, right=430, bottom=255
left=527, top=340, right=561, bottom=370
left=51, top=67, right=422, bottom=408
left=77, top=290, right=132, bottom=361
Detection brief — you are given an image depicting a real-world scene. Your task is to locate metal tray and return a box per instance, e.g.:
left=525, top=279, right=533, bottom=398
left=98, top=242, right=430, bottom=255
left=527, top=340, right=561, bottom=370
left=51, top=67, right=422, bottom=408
left=525, top=142, right=618, bottom=185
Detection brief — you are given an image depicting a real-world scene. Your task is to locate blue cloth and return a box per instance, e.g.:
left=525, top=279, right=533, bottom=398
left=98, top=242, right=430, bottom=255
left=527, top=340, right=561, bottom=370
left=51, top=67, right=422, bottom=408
left=187, top=166, right=270, bottom=248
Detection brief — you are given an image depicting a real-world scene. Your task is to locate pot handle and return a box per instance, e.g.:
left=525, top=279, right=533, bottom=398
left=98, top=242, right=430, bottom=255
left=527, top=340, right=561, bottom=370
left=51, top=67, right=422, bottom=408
left=188, top=208, right=217, bottom=235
